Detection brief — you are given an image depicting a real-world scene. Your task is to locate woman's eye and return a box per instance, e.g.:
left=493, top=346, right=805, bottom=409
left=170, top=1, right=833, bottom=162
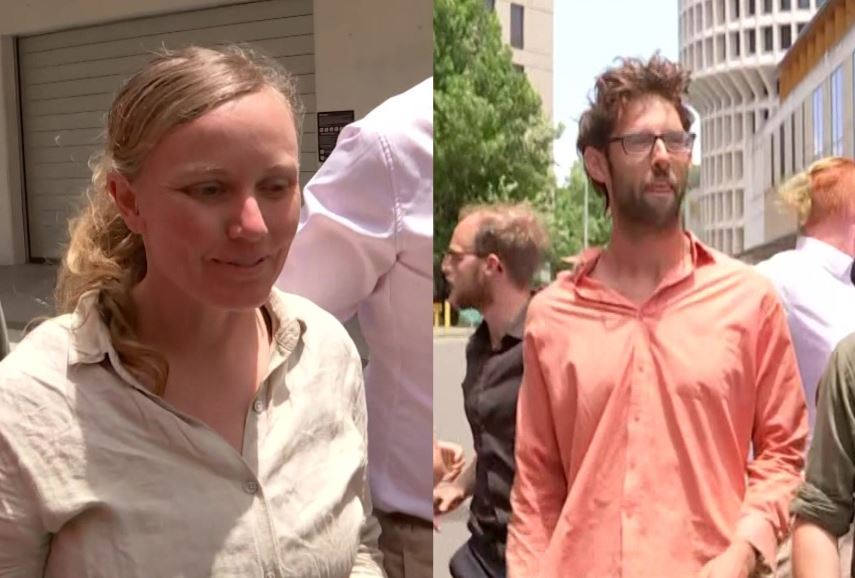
left=187, top=182, right=225, bottom=198
left=261, top=180, right=293, bottom=197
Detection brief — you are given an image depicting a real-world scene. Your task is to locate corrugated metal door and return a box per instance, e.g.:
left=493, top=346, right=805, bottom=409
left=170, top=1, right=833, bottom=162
left=18, top=0, right=318, bottom=260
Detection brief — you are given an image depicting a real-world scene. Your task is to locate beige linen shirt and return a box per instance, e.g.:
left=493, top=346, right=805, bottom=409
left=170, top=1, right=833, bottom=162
left=0, top=289, right=384, bottom=578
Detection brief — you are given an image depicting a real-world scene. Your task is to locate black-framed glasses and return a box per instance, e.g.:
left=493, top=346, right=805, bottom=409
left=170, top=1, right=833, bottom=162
left=442, top=248, right=482, bottom=263
left=608, top=131, right=696, bottom=156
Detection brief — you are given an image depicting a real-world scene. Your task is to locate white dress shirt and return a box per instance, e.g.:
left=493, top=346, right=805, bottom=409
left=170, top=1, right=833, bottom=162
left=756, top=236, right=855, bottom=436
left=277, top=79, right=433, bottom=521
left=0, top=289, right=384, bottom=577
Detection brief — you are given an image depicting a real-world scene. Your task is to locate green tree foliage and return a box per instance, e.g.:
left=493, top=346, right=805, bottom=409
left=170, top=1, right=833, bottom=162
left=434, top=0, right=557, bottom=267
left=549, top=161, right=611, bottom=270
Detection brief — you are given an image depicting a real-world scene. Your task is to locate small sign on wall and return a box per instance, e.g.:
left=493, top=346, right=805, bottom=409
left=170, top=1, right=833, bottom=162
left=317, top=110, right=355, bottom=163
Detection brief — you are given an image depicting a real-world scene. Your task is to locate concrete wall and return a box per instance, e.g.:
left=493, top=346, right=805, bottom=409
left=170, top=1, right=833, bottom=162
left=313, top=0, right=432, bottom=118
left=0, top=0, right=432, bottom=265
left=495, top=0, right=553, bottom=119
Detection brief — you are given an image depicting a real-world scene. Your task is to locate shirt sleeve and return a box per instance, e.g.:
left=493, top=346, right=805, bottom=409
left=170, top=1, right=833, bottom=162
left=791, top=336, right=855, bottom=537
left=0, top=410, right=51, bottom=574
left=735, top=296, right=808, bottom=568
left=276, top=121, right=398, bottom=322
left=344, top=342, right=386, bottom=578
left=506, top=315, right=567, bottom=578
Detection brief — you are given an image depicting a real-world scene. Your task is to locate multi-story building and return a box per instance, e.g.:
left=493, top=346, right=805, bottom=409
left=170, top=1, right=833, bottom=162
left=489, top=0, right=553, bottom=119
left=0, top=0, right=432, bottom=265
left=743, top=0, right=855, bottom=261
left=679, top=0, right=821, bottom=255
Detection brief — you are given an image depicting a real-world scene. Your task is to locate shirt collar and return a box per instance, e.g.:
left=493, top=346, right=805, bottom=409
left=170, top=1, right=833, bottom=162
left=472, top=299, right=529, bottom=352
left=68, top=289, right=305, bottom=375
left=795, top=235, right=853, bottom=281
left=506, top=299, right=529, bottom=340
left=569, top=230, right=717, bottom=283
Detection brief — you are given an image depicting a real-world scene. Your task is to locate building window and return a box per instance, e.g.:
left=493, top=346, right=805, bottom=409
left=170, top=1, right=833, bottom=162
left=780, top=124, right=786, bottom=179
left=831, top=66, right=843, bottom=155
left=510, top=3, right=524, bottom=49
left=732, top=0, right=741, bottom=18
left=731, top=32, right=741, bottom=57
left=780, top=0, right=791, bottom=9
left=780, top=24, right=792, bottom=49
left=797, top=0, right=809, bottom=7
left=797, top=22, right=806, bottom=35
left=706, top=0, right=713, bottom=25
left=763, top=26, right=774, bottom=52
left=747, top=29, right=757, bottom=54
left=718, top=0, right=726, bottom=23
left=791, top=113, right=796, bottom=174
left=813, top=85, right=825, bottom=158
left=748, top=0, right=756, bottom=14
left=717, top=34, right=726, bottom=62
left=763, top=0, right=773, bottom=13
left=484, top=0, right=495, bottom=10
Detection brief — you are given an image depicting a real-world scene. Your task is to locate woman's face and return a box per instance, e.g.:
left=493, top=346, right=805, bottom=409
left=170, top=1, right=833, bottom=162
left=128, top=87, right=301, bottom=310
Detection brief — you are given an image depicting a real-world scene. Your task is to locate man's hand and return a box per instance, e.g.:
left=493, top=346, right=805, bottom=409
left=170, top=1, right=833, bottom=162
left=697, top=540, right=758, bottom=578
left=437, top=441, right=465, bottom=482
left=433, top=480, right=467, bottom=531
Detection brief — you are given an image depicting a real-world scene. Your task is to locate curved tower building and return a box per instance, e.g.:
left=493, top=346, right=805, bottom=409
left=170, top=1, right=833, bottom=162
left=679, top=0, right=821, bottom=255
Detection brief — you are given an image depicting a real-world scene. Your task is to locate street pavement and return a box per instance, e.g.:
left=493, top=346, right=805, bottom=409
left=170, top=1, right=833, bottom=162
left=0, top=264, right=56, bottom=346
left=433, top=327, right=474, bottom=578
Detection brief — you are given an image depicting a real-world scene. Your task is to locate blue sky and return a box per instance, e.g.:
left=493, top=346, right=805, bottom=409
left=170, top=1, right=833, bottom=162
left=553, top=0, right=688, bottom=182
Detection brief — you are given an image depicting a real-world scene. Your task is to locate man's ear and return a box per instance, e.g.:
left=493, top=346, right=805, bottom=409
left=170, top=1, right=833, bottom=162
left=107, top=172, right=144, bottom=234
left=484, top=253, right=503, bottom=276
left=583, top=146, right=611, bottom=189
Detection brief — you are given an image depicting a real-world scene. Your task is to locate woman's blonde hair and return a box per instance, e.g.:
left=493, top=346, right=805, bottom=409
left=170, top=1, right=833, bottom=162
left=779, top=156, right=855, bottom=228
left=55, top=45, right=301, bottom=395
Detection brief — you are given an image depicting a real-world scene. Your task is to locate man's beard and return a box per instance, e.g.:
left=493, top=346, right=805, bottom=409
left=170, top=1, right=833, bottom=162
left=449, top=271, right=492, bottom=312
left=609, top=161, right=686, bottom=230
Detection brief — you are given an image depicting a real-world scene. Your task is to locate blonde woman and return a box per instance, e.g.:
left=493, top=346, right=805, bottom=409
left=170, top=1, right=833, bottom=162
left=0, top=47, right=384, bottom=577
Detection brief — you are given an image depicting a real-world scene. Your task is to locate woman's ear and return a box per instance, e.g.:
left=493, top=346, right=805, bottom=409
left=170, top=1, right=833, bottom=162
left=107, top=172, right=145, bottom=234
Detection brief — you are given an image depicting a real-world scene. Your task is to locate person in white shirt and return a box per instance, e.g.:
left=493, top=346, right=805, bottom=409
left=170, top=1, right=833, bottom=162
left=277, top=78, right=433, bottom=578
left=756, top=156, right=855, bottom=578
left=756, top=156, right=855, bottom=436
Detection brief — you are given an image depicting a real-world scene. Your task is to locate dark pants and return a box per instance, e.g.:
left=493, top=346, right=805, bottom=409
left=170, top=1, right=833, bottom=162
left=449, top=540, right=506, bottom=578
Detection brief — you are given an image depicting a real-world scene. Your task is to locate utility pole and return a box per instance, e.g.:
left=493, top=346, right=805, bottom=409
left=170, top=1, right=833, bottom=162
left=583, top=176, right=589, bottom=249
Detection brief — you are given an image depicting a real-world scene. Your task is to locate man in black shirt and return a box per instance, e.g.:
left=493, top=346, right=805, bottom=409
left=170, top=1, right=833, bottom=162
left=435, top=203, right=549, bottom=578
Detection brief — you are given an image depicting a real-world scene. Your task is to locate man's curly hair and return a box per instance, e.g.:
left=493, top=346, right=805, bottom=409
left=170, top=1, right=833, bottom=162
left=577, top=53, right=694, bottom=207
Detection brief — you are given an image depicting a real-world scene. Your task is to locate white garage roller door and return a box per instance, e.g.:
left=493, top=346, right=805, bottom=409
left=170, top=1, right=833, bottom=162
left=18, top=0, right=318, bottom=260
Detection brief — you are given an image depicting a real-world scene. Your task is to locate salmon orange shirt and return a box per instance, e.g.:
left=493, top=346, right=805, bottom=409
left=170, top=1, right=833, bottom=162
left=507, top=235, right=807, bottom=578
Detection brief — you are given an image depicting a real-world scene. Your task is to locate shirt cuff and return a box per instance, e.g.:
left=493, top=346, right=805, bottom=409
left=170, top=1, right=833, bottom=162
left=791, top=481, right=854, bottom=538
left=734, top=513, right=777, bottom=574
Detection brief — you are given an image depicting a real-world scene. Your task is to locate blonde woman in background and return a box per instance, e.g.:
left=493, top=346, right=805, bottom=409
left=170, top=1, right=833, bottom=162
left=0, top=46, right=384, bottom=578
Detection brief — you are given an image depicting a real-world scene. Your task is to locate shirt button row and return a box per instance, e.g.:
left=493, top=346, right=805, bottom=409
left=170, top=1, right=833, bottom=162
left=244, top=480, right=259, bottom=494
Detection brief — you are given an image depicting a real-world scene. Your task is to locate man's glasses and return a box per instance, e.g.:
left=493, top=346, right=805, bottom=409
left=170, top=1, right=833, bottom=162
left=442, top=249, right=482, bottom=263
left=608, top=131, right=696, bottom=156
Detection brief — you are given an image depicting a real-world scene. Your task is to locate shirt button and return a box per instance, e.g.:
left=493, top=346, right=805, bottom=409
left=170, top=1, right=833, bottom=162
left=244, top=480, right=259, bottom=494
left=252, top=399, right=264, bottom=413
